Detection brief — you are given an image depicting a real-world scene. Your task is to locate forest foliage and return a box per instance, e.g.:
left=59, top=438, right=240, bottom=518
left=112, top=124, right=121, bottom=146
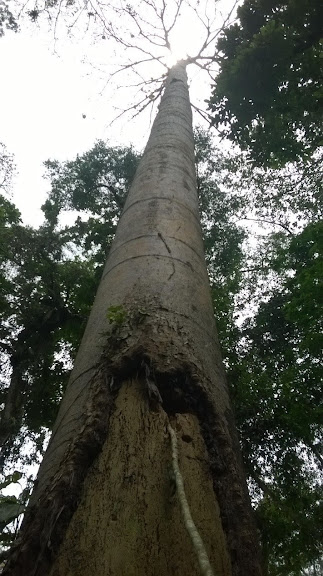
left=209, top=0, right=323, bottom=167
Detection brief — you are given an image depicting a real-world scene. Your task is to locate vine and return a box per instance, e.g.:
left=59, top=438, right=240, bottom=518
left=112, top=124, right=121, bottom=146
left=167, top=422, right=215, bottom=576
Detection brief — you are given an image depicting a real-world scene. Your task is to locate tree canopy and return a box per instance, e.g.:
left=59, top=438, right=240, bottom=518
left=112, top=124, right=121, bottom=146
left=209, top=0, right=323, bottom=167
left=231, top=222, right=323, bottom=576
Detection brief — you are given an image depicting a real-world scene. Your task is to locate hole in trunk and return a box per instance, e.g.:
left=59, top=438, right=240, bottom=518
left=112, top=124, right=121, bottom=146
left=181, top=434, right=193, bottom=443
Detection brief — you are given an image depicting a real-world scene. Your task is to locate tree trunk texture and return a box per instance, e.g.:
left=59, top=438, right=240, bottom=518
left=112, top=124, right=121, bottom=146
left=48, top=379, right=231, bottom=576
left=4, top=62, right=262, bottom=576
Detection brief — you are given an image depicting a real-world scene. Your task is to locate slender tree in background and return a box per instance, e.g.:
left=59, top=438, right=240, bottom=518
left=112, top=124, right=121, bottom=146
left=3, top=62, right=261, bottom=576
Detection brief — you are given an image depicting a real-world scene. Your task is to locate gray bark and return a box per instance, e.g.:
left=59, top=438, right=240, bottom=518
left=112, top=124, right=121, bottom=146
left=4, top=62, right=262, bottom=576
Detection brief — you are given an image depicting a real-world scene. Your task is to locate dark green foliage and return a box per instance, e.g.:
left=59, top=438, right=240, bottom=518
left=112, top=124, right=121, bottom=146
left=258, top=481, right=322, bottom=576
left=284, top=223, right=323, bottom=356
left=0, top=472, right=24, bottom=535
left=43, top=140, right=138, bottom=219
left=42, top=141, right=139, bottom=266
left=237, top=149, right=323, bottom=230
left=231, top=222, right=323, bottom=575
left=209, top=0, right=323, bottom=167
left=0, top=215, right=88, bottom=467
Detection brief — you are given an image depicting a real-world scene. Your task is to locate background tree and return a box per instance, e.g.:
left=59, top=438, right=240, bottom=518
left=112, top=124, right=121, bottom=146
left=209, top=0, right=323, bottom=167
left=206, top=5, right=323, bottom=569
left=231, top=222, right=323, bottom=576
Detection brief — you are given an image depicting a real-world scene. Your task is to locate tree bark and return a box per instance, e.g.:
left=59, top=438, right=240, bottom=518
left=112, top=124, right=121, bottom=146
left=3, top=62, right=262, bottom=576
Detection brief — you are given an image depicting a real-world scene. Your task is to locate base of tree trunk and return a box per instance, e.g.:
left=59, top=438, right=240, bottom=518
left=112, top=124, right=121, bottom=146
left=48, top=378, right=231, bottom=576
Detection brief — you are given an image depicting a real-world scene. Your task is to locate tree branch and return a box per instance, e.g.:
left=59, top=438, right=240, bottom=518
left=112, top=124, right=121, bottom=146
left=238, top=217, right=293, bottom=235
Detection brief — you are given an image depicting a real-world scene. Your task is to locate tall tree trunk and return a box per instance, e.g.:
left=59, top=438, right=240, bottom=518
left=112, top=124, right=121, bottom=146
left=4, top=62, right=262, bottom=576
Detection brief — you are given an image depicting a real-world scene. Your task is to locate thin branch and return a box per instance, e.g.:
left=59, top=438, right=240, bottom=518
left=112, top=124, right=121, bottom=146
left=238, top=217, right=293, bottom=235
left=109, top=84, right=163, bottom=125
left=191, top=102, right=214, bottom=124
left=36, top=0, right=241, bottom=124
left=162, top=0, right=183, bottom=42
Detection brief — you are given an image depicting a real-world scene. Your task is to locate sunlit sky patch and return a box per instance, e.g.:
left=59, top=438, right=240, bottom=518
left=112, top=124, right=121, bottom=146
left=0, top=0, right=238, bottom=224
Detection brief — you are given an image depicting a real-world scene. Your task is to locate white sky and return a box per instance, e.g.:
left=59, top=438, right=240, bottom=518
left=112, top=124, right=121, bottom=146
left=0, top=31, right=140, bottom=224
left=0, top=0, right=236, bottom=225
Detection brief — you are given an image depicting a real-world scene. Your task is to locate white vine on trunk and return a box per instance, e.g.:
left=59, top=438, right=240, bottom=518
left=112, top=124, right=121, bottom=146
left=168, top=422, right=215, bottom=576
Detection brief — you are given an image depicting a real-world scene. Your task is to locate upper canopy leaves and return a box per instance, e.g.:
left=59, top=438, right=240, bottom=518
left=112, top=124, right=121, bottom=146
left=209, top=0, right=323, bottom=167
